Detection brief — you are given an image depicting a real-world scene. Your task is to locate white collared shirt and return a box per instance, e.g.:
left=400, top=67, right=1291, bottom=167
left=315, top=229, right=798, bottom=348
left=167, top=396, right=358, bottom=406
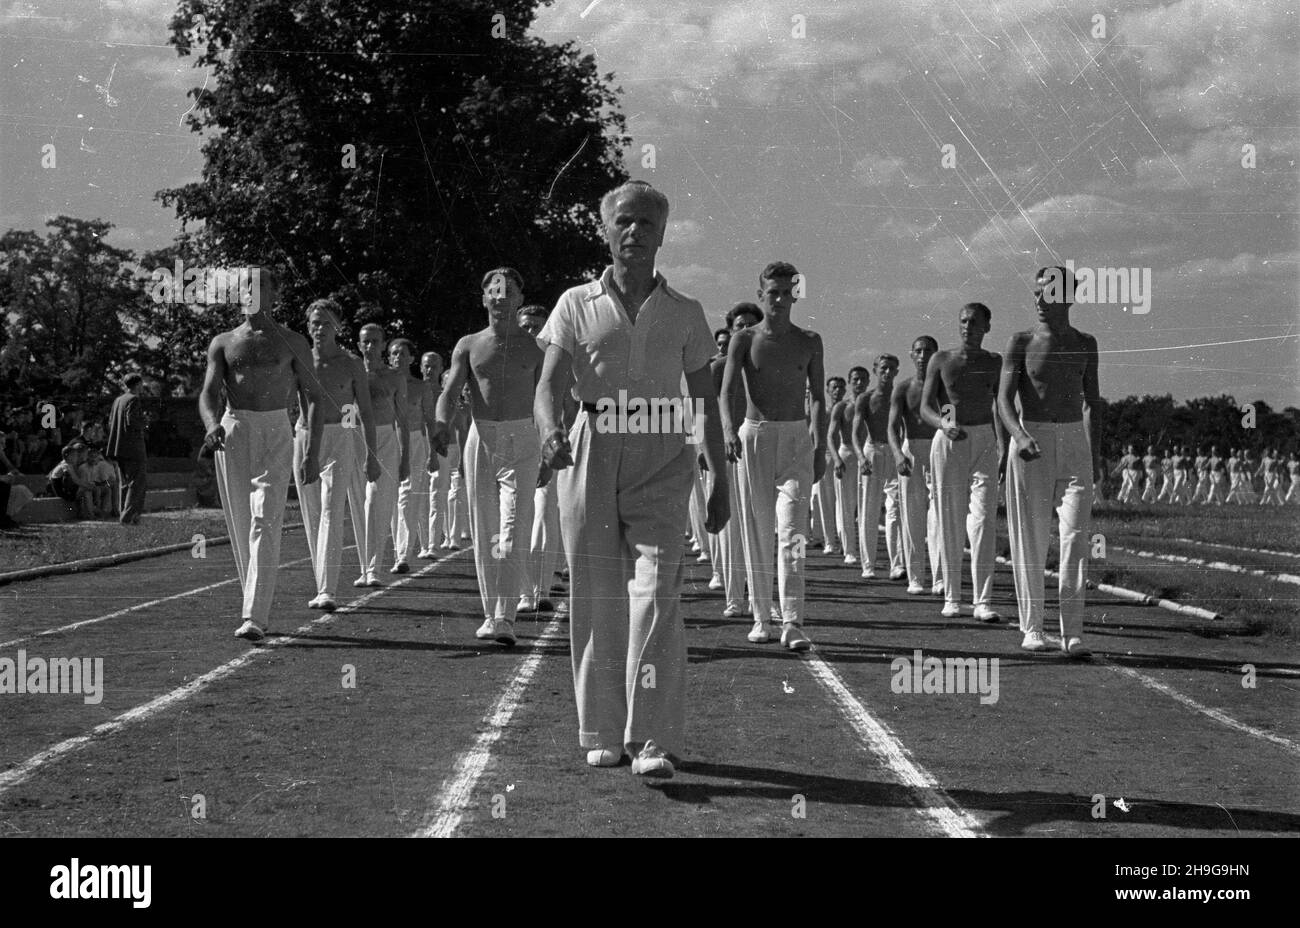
left=538, top=266, right=715, bottom=405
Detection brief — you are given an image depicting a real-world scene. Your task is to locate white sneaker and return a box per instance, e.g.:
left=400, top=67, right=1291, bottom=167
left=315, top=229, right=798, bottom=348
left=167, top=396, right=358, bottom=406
left=973, top=604, right=1002, bottom=623
left=889, top=568, right=907, bottom=581
left=1021, top=630, right=1051, bottom=652
left=417, top=547, right=435, bottom=559
left=770, top=605, right=783, bottom=624
left=353, top=576, right=370, bottom=588
left=475, top=618, right=496, bottom=640
left=781, top=623, right=812, bottom=651
left=555, top=600, right=569, bottom=618
left=723, top=602, right=744, bottom=618
left=931, top=584, right=945, bottom=596
left=823, top=545, right=839, bottom=555
left=708, top=573, right=723, bottom=590
left=517, top=594, right=537, bottom=613
left=747, top=620, right=772, bottom=643
left=843, top=554, right=859, bottom=566
left=631, top=740, right=674, bottom=778
left=1063, top=637, right=1092, bottom=658
left=906, top=582, right=925, bottom=595
left=308, top=594, right=336, bottom=612
left=861, top=567, right=877, bottom=580
left=234, top=620, right=265, bottom=642
left=390, top=561, right=410, bottom=575
left=494, top=620, right=517, bottom=646
left=941, top=602, right=961, bottom=618
left=586, top=748, right=623, bottom=767
left=696, top=551, right=710, bottom=563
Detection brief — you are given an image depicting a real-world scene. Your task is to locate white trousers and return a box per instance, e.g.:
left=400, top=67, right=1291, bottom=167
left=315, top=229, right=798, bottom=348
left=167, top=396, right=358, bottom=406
left=858, top=441, right=902, bottom=573
left=1117, top=470, right=1140, bottom=504
left=523, top=482, right=564, bottom=601
left=899, top=437, right=940, bottom=589
left=737, top=418, right=813, bottom=624
left=558, top=409, right=695, bottom=757
left=811, top=470, right=837, bottom=548
left=294, top=423, right=356, bottom=598
left=1206, top=472, right=1228, bottom=504
left=362, top=424, right=400, bottom=578
left=1285, top=477, right=1300, bottom=504
left=1141, top=468, right=1160, bottom=503
left=464, top=417, right=539, bottom=622
left=1192, top=472, right=1211, bottom=503
left=1259, top=474, right=1283, bottom=505
left=1005, top=421, right=1092, bottom=639
left=834, top=444, right=860, bottom=558
left=392, top=428, right=429, bottom=561
left=215, top=408, right=293, bottom=624
left=428, top=439, right=467, bottom=545
left=687, top=460, right=709, bottom=552
left=931, top=426, right=998, bottom=608
left=707, top=461, right=747, bottom=610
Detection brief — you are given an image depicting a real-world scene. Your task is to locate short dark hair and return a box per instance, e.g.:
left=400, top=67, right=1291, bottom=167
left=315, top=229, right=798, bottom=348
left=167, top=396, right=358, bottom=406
left=826, top=376, right=846, bottom=387
left=714, top=327, right=730, bottom=341
left=758, top=261, right=799, bottom=287
left=123, top=373, right=143, bottom=389
left=875, top=353, right=900, bottom=368
left=726, top=302, right=763, bottom=327
left=481, top=267, right=524, bottom=293
left=305, top=298, right=344, bottom=331
left=961, top=302, right=991, bottom=323
left=517, top=304, right=548, bottom=318
left=62, top=442, right=86, bottom=457
left=913, top=335, right=938, bottom=351
left=848, top=365, right=870, bottom=379
left=389, top=337, right=415, bottom=357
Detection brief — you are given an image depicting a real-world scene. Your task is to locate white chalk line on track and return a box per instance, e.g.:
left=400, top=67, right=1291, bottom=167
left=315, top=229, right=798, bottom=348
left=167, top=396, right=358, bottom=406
left=0, top=550, right=469, bottom=797
left=0, top=548, right=339, bottom=650
left=800, top=650, right=985, bottom=838
left=1104, top=662, right=1300, bottom=758
left=1111, top=545, right=1300, bottom=586
left=1169, top=537, right=1300, bottom=560
left=413, top=617, right=566, bottom=838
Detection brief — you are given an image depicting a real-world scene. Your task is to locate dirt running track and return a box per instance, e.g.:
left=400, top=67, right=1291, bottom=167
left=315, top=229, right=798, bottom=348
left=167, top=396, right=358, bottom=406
left=1, top=525, right=1297, bottom=838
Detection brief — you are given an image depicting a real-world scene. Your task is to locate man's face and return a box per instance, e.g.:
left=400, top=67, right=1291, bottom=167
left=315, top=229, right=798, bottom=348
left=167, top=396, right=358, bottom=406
left=827, top=379, right=845, bottom=403
left=911, top=339, right=936, bottom=377
left=1033, top=270, right=1073, bottom=317
left=757, top=276, right=796, bottom=320
left=483, top=273, right=523, bottom=322
left=958, top=307, right=989, bottom=344
left=388, top=343, right=412, bottom=371
left=517, top=312, right=545, bottom=337
left=874, top=359, right=899, bottom=390
left=307, top=309, right=336, bottom=349
left=731, top=311, right=760, bottom=332
left=359, top=327, right=385, bottom=364
left=848, top=369, right=867, bottom=395
left=244, top=269, right=278, bottom=316
left=421, top=354, right=443, bottom=382
left=715, top=330, right=731, bottom=353
left=605, top=192, right=665, bottom=267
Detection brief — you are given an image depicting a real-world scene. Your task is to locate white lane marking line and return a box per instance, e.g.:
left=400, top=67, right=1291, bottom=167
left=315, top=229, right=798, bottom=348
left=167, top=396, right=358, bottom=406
left=414, top=618, right=565, bottom=838
left=1112, top=545, right=1300, bottom=586
left=0, top=551, right=468, bottom=797
left=801, top=651, right=985, bottom=838
left=1170, top=537, right=1300, bottom=560
left=0, top=547, right=343, bottom=649
left=1105, top=662, right=1300, bottom=758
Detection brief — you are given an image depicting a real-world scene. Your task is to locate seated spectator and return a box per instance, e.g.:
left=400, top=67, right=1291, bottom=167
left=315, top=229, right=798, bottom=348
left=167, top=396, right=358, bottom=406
left=84, top=446, right=118, bottom=517
left=81, top=417, right=106, bottom=445
left=47, top=443, right=95, bottom=519
left=0, top=443, right=19, bottom=529
left=23, top=431, right=46, bottom=473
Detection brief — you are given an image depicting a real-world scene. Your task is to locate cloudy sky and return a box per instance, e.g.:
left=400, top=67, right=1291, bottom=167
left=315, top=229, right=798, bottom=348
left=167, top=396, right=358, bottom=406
left=2, top=0, right=1297, bottom=405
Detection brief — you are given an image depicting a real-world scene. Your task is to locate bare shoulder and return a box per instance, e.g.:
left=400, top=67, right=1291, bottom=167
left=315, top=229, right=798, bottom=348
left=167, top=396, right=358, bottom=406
left=1074, top=328, right=1099, bottom=352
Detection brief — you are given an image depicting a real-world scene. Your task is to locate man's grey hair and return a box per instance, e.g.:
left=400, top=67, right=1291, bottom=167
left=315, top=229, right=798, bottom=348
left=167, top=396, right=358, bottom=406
left=599, top=180, right=670, bottom=228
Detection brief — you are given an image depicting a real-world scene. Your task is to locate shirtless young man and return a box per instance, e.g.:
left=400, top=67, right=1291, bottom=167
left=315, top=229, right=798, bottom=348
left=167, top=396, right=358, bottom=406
left=1206, top=446, right=1228, bottom=505
left=1140, top=445, right=1161, bottom=503
left=351, top=324, right=409, bottom=586
left=921, top=302, right=1006, bottom=622
left=293, top=299, right=378, bottom=611
left=828, top=365, right=869, bottom=565
left=433, top=267, right=544, bottom=646
left=199, top=267, right=323, bottom=641
left=998, top=266, right=1102, bottom=657
left=1258, top=448, right=1284, bottom=506
left=389, top=337, right=431, bottom=573
left=814, top=376, right=846, bottom=552
left=709, top=302, right=762, bottom=618
left=852, top=353, right=905, bottom=581
left=721, top=261, right=827, bottom=649
left=888, top=336, right=942, bottom=596
left=1155, top=448, right=1176, bottom=503
left=1285, top=452, right=1300, bottom=505
left=1112, top=444, right=1141, bottom=504
left=1190, top=446, right=1211, bottom=503
left=416, top=351, right=445, bottom=557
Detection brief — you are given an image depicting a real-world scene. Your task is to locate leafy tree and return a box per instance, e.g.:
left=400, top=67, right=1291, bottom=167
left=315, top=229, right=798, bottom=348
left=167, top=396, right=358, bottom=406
left=157, top=0, right=630, bottom=357
left=0, top=217, right=140, bottom=407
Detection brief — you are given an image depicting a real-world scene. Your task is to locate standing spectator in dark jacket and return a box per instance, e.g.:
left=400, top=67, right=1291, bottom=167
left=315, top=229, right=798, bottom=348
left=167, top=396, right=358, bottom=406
left=106, top=373, right=149, bottom=524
